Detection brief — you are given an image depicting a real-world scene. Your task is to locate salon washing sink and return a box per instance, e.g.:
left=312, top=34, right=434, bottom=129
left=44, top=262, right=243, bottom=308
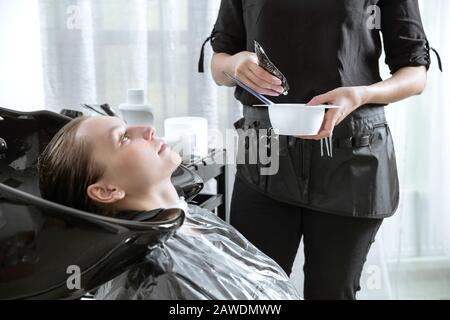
left=0, top=107, right=203, bottom=299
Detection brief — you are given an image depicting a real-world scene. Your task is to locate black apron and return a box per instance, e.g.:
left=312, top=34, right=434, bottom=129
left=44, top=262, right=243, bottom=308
left=234, top=104, right=398, bottom=218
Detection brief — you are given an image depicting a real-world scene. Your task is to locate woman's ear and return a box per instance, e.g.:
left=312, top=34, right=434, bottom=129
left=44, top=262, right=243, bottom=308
left=87, top=183, right=125, bottom=204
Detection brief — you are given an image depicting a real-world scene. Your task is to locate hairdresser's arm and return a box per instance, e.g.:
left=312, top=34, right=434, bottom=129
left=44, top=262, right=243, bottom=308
left=211, top=52, right=284, bottom=96
left=300, top=66, right=427, bottom=140
left=365, top=66, right=427, bottom=104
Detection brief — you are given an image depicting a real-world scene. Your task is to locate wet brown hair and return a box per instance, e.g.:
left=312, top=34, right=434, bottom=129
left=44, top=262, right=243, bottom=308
left=38, top=117, right=116, bottom=216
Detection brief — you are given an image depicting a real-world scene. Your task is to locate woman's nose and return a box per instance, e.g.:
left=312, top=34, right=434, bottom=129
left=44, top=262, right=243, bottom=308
left=142, top=127, right=155, bottom=141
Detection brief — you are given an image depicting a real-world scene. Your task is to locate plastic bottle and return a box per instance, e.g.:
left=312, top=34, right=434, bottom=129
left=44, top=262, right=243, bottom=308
left=118, top=89, right=154, bottom=126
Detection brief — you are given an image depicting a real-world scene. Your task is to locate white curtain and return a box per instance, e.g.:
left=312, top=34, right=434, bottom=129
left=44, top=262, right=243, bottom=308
left=38, top=0, right=242, bottom=138
left=38, top=0, right=450, bottom=299
left=0, top=0, right=44, bottom=110
left=292, top=0, right=450, bottom=300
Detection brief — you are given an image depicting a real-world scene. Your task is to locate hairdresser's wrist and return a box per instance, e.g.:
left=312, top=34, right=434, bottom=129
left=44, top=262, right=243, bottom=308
left=212, top=52, right=246, bottom=87
left=357, top=85, right=371, bottom=106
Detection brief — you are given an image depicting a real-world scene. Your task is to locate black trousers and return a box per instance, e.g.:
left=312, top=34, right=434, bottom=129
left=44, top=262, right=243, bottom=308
left=230, top=177, right=383, bottom=300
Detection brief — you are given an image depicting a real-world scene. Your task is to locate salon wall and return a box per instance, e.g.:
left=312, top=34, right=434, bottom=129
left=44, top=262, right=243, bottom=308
left=0, top=0, right=45, bottom=111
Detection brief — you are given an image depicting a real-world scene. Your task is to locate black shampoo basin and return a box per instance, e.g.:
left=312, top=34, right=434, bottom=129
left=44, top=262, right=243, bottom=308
left=0, top=107, right=203, bottom=299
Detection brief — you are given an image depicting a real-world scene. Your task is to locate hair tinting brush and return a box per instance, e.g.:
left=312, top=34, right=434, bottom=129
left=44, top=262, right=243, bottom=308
left=223, top=72, right=273, bottom=106
left=82, top=104, right=107, bottom=116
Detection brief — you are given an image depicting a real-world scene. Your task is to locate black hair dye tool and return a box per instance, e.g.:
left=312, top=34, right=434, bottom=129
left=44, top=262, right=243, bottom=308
left=100, top=104, right=120, bottom=117
left=254, top=40, right=290, bottom=95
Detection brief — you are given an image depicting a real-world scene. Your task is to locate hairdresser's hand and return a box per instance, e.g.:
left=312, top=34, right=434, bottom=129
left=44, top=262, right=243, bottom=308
left=297, top=86, right=369, bottom=140
left=233, top=51, right=284, bottom=96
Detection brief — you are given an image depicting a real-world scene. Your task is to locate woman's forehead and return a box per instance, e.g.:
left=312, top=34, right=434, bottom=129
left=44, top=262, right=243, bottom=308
left=76, top=116, right=126, bottom=142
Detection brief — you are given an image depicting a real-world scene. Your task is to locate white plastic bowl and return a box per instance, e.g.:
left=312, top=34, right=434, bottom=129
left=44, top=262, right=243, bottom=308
left=267, top=104, right=341, bottom=136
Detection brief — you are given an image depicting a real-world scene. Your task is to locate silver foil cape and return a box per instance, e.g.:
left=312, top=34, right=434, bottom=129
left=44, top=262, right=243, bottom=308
left=95, top=204, right=301, bottom=300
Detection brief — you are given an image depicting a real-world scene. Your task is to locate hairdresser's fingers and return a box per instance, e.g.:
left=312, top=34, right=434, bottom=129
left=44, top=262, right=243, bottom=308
left=248, top=64, right=284, bottom=93
left=246, top=68, right=283, bottom=94
left=237, top=72, right=282, bottom=97
left=296, top=110, right=338, bottom=140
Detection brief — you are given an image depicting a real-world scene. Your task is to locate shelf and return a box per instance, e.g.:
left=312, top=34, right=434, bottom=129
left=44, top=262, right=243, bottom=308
left=191, top=193, right=224, bottom=213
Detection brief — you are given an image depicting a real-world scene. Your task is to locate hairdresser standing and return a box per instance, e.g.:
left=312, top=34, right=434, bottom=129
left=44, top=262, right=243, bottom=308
left=200, top=0, right=441, bottom=299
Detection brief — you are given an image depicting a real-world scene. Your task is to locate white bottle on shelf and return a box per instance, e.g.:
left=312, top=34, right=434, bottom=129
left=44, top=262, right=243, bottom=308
left=118, top=89, right=154, bottom=126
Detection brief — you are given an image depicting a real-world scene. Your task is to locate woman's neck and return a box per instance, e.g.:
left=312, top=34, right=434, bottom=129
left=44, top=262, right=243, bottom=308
left=119, top=179, right=180, bottom=212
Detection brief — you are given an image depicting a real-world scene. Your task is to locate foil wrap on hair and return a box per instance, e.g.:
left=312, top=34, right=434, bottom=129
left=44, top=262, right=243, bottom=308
left=95, top=204, right=301, bottom=300
left=255, top=40, right=290, bottom=95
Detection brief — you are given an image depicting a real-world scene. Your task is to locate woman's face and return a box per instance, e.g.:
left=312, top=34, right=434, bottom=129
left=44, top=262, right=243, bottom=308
left=76, top=116, right=181, bottom=197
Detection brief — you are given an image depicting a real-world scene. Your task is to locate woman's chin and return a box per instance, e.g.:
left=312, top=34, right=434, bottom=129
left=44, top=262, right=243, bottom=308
left=168, top=150, right=182, bottom=166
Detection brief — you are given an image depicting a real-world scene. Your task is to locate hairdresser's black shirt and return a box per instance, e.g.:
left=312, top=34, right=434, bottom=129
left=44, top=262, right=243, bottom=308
left=207, top=0, right=436, bottom=218
left=210, top=0, right=432, bottom=106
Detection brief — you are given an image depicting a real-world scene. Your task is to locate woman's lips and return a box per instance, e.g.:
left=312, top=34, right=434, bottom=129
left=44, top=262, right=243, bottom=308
left=158, top=142, right=169, bottom=155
